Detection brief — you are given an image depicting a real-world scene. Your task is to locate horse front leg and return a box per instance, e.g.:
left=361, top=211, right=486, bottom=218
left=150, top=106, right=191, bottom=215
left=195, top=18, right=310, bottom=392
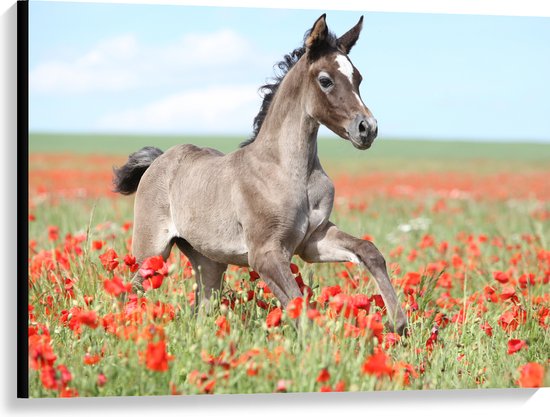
left=299, top=222, right=407, bottom=335
left=248, top=246, right=303, bottom=309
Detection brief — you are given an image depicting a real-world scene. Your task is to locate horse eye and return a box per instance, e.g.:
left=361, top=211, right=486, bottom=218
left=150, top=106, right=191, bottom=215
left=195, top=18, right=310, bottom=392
left=318, top=76, right=333, bottom=89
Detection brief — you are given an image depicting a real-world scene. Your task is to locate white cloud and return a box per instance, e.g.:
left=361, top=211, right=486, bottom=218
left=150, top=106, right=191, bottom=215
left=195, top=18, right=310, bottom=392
left=30, top=30, right=263, bottom=94
left=161, top=29, right=251, bottom=67
left=30, top=34, right=141, bottom=93
left=97, top=84, right=262, bottom=134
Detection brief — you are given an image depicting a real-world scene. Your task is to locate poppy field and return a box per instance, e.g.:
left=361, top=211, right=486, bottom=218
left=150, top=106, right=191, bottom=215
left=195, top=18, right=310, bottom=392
left=27, top=134, right=550, bottom=397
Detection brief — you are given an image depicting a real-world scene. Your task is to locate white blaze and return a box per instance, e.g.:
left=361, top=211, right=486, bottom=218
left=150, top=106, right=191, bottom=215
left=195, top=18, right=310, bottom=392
left=335, top=54, right=354, bottom=84
left=336, top=55, right=365, bottom=109
left=353, top=92, right=364, bottom=107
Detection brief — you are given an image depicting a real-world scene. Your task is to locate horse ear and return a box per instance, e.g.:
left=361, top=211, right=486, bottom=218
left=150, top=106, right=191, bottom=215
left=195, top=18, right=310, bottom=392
left=305, top=14, right=328, bottom=49
left=338, top=16, right=363, bottom=54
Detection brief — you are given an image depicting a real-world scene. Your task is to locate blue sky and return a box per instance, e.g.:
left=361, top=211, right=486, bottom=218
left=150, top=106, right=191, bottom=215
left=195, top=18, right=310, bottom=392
left=29, top=1, right=550, bottom=141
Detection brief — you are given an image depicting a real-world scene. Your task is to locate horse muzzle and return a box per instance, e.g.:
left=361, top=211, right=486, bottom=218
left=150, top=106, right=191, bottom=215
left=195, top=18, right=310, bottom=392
left=348, top=114, right=378, bottom=150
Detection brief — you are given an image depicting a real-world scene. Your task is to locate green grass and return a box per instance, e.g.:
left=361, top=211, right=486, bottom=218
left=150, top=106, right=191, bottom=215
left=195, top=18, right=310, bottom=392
left=29, top=132, right=550, bottom=173
left=27, top=190, right=549, bottom=397
left=27, top=133, right=549, bottom=396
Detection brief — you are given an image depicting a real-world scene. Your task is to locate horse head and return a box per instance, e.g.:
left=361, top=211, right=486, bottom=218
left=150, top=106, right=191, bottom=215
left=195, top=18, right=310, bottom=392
left=303, top=14, right=378, bottom=150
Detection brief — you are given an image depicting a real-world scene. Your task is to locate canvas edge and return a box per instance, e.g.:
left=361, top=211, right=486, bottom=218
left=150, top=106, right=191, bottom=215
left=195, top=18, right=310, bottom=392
left=17, top=0, right=29, bottom=399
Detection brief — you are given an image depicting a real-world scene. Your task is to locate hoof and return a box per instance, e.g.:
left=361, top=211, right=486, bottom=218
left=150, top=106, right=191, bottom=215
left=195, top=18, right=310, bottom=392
left=387, top=315, right=408, bottom=336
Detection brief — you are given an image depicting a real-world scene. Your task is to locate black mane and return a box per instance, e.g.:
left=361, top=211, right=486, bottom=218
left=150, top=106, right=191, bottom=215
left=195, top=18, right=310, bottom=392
left=240, top=29, right=338, bottom=147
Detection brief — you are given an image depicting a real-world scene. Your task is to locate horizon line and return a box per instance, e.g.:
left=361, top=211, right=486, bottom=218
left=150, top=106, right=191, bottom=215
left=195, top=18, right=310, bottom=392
left=28, top=131, right=550, bottom=145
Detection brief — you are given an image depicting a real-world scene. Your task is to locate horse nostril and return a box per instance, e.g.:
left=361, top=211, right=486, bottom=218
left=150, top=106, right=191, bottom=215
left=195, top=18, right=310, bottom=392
left=359, top=120, right=367, bottom=134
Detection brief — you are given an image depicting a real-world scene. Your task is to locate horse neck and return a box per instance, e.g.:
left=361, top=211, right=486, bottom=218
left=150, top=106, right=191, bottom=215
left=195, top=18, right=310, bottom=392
left=250, top=62, right=320, bottom=177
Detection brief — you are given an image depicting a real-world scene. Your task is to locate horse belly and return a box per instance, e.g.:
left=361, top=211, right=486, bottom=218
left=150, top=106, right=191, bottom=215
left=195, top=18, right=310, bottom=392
left=193, top=226, right=249, bottom=265
left=175, top=210, right=249, bottom=266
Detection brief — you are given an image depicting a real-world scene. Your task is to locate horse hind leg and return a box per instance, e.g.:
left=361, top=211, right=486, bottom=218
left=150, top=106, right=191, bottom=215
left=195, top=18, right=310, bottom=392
left=130, top=211, right=177, bottom=291
left=175, top=239, right=227, bottom=313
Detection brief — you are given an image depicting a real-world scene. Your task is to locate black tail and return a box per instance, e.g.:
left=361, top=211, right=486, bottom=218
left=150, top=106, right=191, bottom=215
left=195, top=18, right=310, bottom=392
left=113, top=146, right=164, bottom=195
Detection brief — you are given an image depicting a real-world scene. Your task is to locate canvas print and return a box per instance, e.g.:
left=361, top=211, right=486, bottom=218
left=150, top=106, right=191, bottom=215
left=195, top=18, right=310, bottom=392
left=22, top=0, right=549, bottom=398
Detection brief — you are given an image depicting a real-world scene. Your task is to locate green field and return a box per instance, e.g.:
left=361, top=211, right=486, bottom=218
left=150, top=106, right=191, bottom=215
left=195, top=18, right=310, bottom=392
left=29, top=132, right=550, bottom=173
left=27, top=133, right=550, bottom=397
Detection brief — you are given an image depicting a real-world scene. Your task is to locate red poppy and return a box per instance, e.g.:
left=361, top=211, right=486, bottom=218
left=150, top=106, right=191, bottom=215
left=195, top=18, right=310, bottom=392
left=40, top=366, right=59, bottom=390
left=139, top=255, right=168, bottom=279
left=480, top=322, right=493, bottom=337
left=307, top=308, right=321, bottom=320
left=103, top=275, right=132, bottom=296
left=451, top=254, right=463, bottom=269
left=124, top=254, right=139, bottom=272
left=343, top=322, right=362, bottom=338
left=249, top=270, right=260, bottom=281
left=29, top=334, right=57, bottom=370
left=507, top=339, right=528, bottom=355
left=40, top=364, right=72, bottom=391
left=334, top=380, right=346, bottom=392
left=493, top=271, right=510, bottom=284
left=498, top=307, right=526, bottom=332
left=215, top=316, right=231, bottom=338
left=276, top=379, right=290, bottom=392
left=499, top=286, right=519, bottom=303
left=357, top=312, right=384, bottom=343
left=329, top=293, right=357, bottom=318
left=257, top=280, right=272, bottom=295
left=142, top=274, right=165, bottom=291
left=286, top=297, right=303, bottom=319
left=362, top=349, right=394, bottom=377
left=394, top=362, right=419, bottom=386
left=266, top=307, right=282, bottom=328
left=483, top=285, right=498, bottom=303
left=83, top=353, right=101, bottom=365
left=202, top=379, right=216, bottom=394
left=425, top=325, right=439, bottom=352
left=91, top=240, right=104, bottom=250
left=371, top=294, right=385, bottom=309
left=187, top=290, right=195, bottom=306
left=246, top=363, right=260, bottom=376
left=243, top=289, right=255, bottom=302
left=318, top=285, right=342, bottom=304
left=299, top=282, right=314, bottom=301
left=59, top=387, right=79, bottom=397
left=517, top=363, right=544, bottom=388
left=538, top=307, right=550, bottom=329
left=170, top=382, right=181, bottom=395
left=404, top=272, right=421, bottom=287
left=384, top=333, right=401, bottom=349
left=350, top=294, right=371, bottom=310
left=76, top=310, right=99, bottom=329
left=316, top=368, right=331, bottom=383
left=145, top=340, right=173, bottom=372
left=97, top=373, right=107, bottom=387
left=48, top=226, right=59, bottom=241
left=99, top=248, right=119, bottom=272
